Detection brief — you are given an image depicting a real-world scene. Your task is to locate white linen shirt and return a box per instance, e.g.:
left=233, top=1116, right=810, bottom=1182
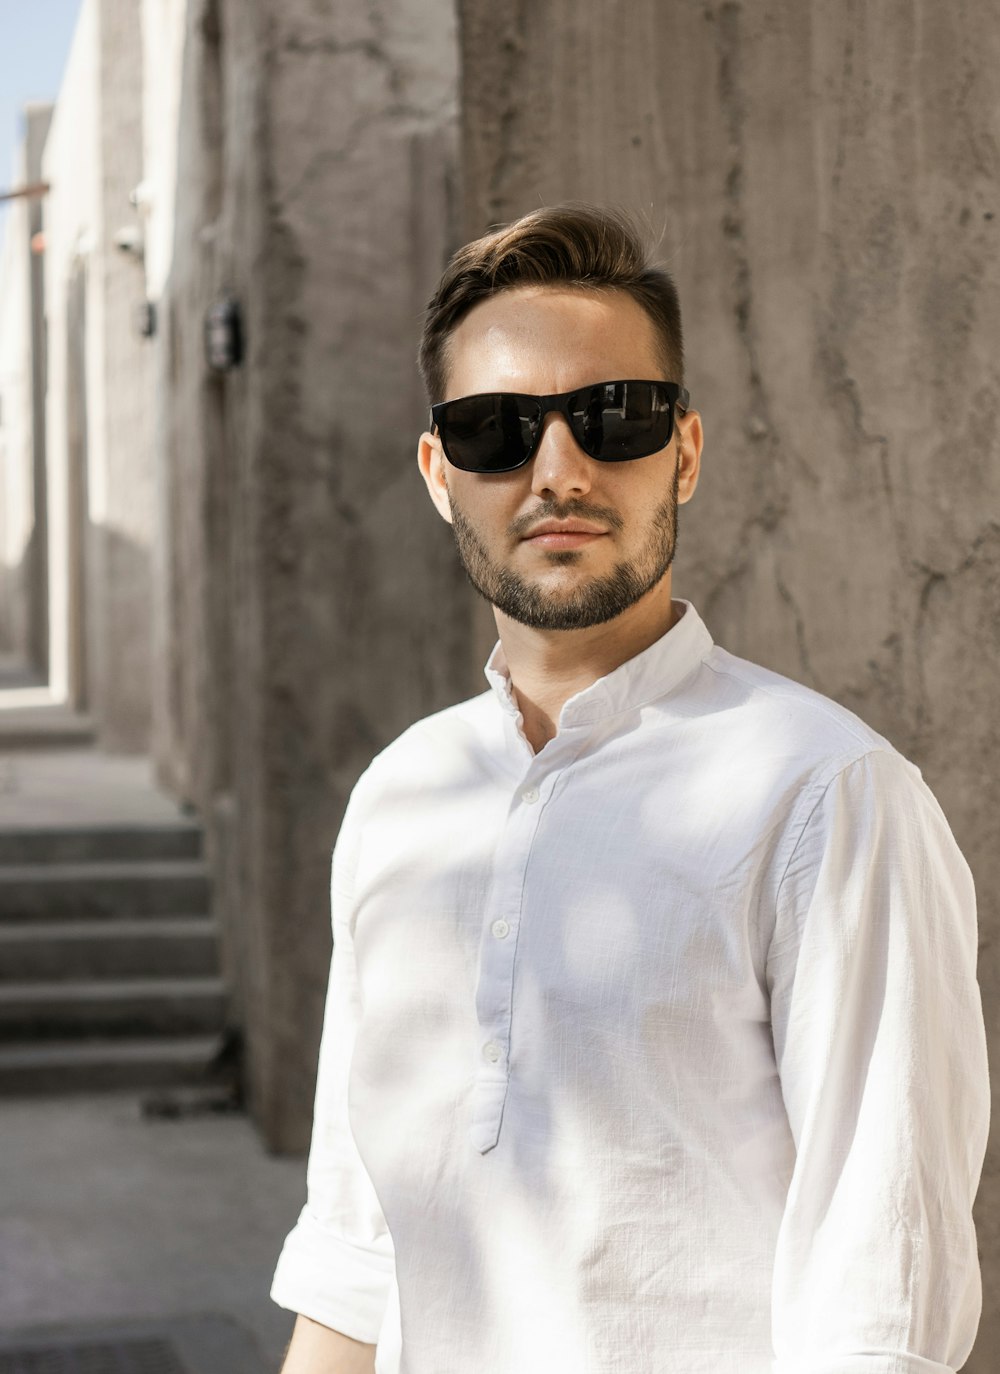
left=271, top=600, right=988, bottom=1374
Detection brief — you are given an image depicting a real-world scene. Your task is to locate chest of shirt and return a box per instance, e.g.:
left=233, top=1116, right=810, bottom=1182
left=347, top=721, right=797, bottom=1040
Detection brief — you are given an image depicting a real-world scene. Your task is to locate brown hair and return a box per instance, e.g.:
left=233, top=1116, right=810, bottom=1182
left=418, top=203, right=684, bottom=405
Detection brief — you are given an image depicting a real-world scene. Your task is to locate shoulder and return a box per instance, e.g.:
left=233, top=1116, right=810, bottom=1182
left=698, top=643, right=903, bottom=777
left=331, top=689, right=497, bottom=897
left=349, top=689, right=498, bottom=809
left=683, top=643, right=945, bottom=864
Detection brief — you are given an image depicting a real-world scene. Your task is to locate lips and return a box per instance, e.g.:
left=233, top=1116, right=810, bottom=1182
left=521, top=521, right=608, bottom=551
left=522, top=520, right=607, bottom=539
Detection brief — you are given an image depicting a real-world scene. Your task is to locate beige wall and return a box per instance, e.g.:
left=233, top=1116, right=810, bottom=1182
left=0, top=158, right=34, bottom=659
left=40, top=0, right=101, bottom=712
left=458, top=0, right=1000, bottom=1362
left=42, top=0, right=154, bottom=749
left=0, top=108, right=51, bottom=672
left=92, top=0, right=156, bottom=750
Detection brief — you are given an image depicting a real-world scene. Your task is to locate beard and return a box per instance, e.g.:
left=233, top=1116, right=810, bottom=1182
left=447, top=465, right=680, bottom=631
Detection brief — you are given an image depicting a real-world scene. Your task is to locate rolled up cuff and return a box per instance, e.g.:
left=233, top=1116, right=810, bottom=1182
left=270, top=1206, right=394, bottom=1345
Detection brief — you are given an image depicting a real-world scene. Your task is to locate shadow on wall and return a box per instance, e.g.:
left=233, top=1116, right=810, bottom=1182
left=0, top=536, right=43, bottom=673
left=0, top=516, right=151, bottom=738
left=84, top=522, right=154, bottom=749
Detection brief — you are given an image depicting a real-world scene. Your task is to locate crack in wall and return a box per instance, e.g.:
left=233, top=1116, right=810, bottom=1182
left=708, top=1, right=801, bottom=642
left=279, top=100, right=446, bottom=210
left=478, top=3, right=529, bottom=225
left=775, top=573, right=817, bottom=686
left=911, top=523, right=1000, bottom=742
left=715, top=1, right=776, bottom=446
left=912, top=521, right=1000, bottom=583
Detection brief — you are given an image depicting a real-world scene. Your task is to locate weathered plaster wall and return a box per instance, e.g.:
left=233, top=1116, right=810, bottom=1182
left=25, top=107, right=51, bottom=678
left=90, top=0, right=155, bottom=751
left=42, top=0, right=102, bottom=711
left=41, top=0, right=154, bottom=749
left=154, top=0, right=470, bottom=1148
left=0, top=107, right=50, bottom=672
left=459, top=0, right=1000, bottom=1361
left=0, top=153, right=34, bottom=659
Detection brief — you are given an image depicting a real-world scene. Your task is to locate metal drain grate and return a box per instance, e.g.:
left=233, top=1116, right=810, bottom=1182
left=0, top=1338, right=188, bottom=1374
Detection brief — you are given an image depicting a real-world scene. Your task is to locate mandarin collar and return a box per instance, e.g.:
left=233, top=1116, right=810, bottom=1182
left=483, top=600, right=713, bottom=731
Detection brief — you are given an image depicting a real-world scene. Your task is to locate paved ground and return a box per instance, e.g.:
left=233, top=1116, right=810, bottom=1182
left=0, top=1091, right=305, bottom=1369
left=0, top=739, right=306, bottom=1370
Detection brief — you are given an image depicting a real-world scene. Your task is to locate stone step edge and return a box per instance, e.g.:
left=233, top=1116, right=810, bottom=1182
left=0, top=827, right=203, bottom=862
left=0, top=916, right=219, bottom=942
left=0, top=975, right=227, bottom=1002
left=0, top=859, right=210, bottom=883
left=0, top=1034, right=223, bottom=1068
left=0, top=821, right=201, bottom=839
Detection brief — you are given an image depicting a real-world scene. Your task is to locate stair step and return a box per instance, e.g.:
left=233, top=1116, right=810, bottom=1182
left=0, top=1035, right=224, bottom=1095
left=0, top=859, right=211, bottom=919
left=0, top=976, right=227, bottom=1039
left=0, top=706, right=95, bottom=750
left=0, top=824, right=202, bottom=866
left=0, top=917, right=220, bottom=980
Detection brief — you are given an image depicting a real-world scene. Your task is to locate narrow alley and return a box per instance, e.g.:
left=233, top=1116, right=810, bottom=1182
left=0, top=721, right=300, bottom=1371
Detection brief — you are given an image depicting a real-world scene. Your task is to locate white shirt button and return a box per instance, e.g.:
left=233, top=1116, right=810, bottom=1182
left=521, top=787, right=540, bottom=804
left=491, top=919, right=510, bottom=939
left=482, top=1041, right=501, bottom=1063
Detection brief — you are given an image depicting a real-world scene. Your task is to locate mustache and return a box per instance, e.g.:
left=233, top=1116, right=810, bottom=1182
left=507, top=500, right=624, bottom=540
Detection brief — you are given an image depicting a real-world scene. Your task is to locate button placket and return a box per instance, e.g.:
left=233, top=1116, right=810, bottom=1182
left=469, top=768, right=551, bottom=1154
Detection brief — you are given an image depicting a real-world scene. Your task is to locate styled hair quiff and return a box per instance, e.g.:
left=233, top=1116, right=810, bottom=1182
left=418, top=203, right=684, bottom=406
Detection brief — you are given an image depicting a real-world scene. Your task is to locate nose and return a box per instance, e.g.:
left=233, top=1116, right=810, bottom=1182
left=529, top=413, right=594, bottom=501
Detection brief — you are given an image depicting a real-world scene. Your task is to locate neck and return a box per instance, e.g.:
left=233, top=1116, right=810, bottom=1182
left=495, top=573, right=678, bottom=754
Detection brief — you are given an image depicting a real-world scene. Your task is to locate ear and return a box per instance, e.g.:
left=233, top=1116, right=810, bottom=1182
left=417, top=430, right=454, bottom=525
left=674, top=408, right=703, bottom=505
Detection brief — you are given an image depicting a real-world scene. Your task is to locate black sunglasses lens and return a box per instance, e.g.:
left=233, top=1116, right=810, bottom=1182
left=437, top=381, right=679, bottom=471
left=441, top=394, right=540, bottom=472
left=570, top=381, right=673, bottom=460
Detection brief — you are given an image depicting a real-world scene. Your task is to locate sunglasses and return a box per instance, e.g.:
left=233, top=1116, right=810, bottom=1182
left=430, top=379, right=690, bottom=474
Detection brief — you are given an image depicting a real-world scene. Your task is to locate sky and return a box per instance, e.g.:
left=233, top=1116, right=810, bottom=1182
left=0, top=0, right=83, bottom=224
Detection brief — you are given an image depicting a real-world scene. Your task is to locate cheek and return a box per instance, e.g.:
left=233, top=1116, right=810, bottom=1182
left=448, top=473, right=523, bottom=534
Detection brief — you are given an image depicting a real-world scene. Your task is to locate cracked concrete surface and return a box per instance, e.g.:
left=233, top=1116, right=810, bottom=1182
left=459, top=0, right=1000, bottom=1363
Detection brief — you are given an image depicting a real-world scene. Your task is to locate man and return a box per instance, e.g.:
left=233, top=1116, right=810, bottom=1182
left=271, top=204, right=989, bottom=1373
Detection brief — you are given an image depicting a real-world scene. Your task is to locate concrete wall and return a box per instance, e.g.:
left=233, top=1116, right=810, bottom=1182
left=0, top=108, right=50, bottom=672
left=40, top=0, right=101, bottom=712
left=91, top=0, right=156, bottom=751
left=458, top=0, right=1000, bottom=1362
left=0, top=156, right=34, bottom=659
left=25, top=107, right=52, bottom=679
left=42, top=0, right=154, bottom=749
left=151, top=0, right=472, bottom=1149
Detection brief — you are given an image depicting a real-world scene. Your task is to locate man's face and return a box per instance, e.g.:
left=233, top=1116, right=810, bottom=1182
left=418, top=285, right=701, bottom=632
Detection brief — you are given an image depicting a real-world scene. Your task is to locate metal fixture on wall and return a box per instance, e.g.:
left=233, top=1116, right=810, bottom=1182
left=204, top=297, right=243, bottom=371
left=136, top=301, right=157, bottom=338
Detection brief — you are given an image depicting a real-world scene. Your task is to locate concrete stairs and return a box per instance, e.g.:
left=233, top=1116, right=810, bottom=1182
left=0, top=820, right=230, bottom=1095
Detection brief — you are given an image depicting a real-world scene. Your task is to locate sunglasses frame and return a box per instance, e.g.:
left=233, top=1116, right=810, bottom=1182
left=430, top=379, right=691, bottom=474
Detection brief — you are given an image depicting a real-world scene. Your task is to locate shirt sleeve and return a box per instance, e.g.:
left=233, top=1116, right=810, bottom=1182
left=270, top=791, right=395, bottom=1343
left=766, top=749, right=989, bottom=1374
